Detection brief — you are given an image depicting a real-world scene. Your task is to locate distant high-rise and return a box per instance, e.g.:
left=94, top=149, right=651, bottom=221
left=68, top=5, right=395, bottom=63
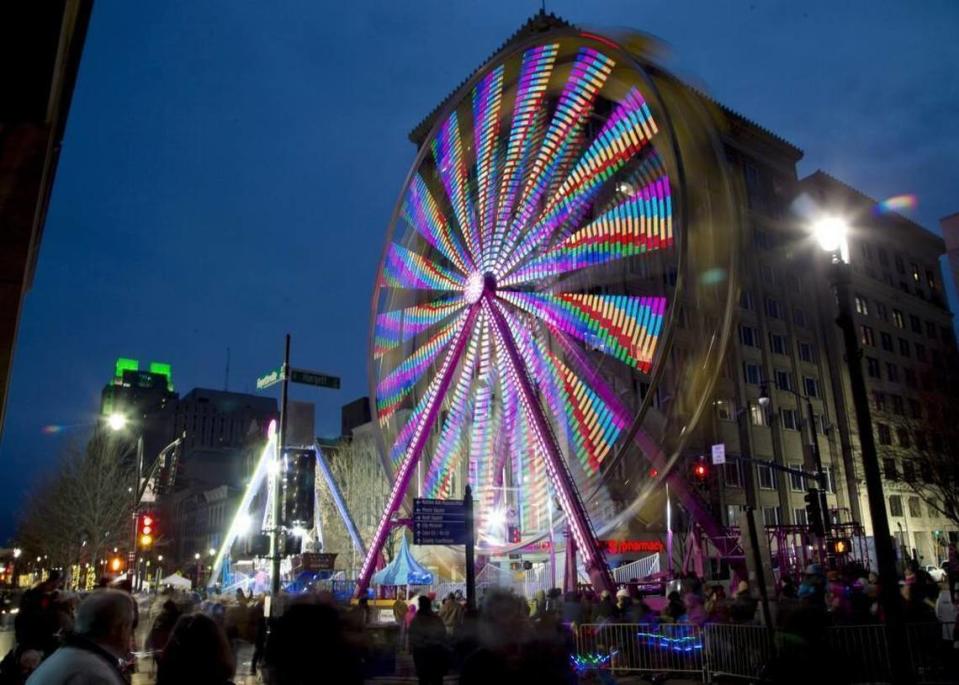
left=100, top=357, right=178, bottom=464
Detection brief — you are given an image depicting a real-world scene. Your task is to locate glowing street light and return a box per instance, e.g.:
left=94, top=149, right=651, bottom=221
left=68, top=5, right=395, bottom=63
left=12, top=548, right=21, bottom=559
left=105, top=413, right=128, bottom=432
left=811, top=216, right=848, bottom=254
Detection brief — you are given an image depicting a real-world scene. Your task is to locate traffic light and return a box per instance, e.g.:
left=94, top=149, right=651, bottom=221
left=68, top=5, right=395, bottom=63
left=692, top=460, right=708, bottom=482
left=805, top=489, right=825, bottom=537
left=507, top=525, right=521, bottom=543
left=283, top=449, right=316, bottom=528
left=831, top=538, right=851, bottom=556
left=138, top=513, right=156, bottom=548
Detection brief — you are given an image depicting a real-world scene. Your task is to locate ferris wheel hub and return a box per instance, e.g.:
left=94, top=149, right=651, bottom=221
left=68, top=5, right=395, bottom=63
left=464, top=270, right=496, bottom=304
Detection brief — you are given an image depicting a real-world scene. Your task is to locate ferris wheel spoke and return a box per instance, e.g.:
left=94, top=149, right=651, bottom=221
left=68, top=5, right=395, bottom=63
left=433, top=113, right=482, bottom=266
left=492, top=48, right=614, bottom=272
left=422, top=313, right=486, bottom=498
left=375, top=310, right=469, bottom=423
left=488, top=43, right=558, bottom=269
left=383, top=242, right=463, bottom=291
left=403, top=174, right=473, bottom=274
left=497, top=291, right=666, bottom=373
left=472, top=65, right=505, bottom=261
left=499, top=88, right=660, bottom=277
left=501, top=175, right=673, bottom=287
left=373, top=296, right=466, bottom=359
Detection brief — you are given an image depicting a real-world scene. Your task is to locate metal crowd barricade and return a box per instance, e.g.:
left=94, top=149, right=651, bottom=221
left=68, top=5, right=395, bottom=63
left=574, top=622, right=705, bottom=677
left=820, top=624, right=892, bottom=683
left=703, top=623, right=775, bottom=681
left=906, top=621, right=956, bottom=684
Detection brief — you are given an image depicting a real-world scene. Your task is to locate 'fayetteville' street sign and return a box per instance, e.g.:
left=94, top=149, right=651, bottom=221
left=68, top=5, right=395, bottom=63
left=256, top=366, right=284, bottom=390
left=289, top=368, right=341, bottom=389
left=413, top=498, right=468, bottom=545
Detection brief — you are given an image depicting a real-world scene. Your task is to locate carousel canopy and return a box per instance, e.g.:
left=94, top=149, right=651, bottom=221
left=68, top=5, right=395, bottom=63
left=372, top=535, right=433, bottom=586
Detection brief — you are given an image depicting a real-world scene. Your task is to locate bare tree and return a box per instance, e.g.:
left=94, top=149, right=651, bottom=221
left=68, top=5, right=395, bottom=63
left=898, top=366, right=959, bottom=533
left=18, top=433, right=135, bottom=573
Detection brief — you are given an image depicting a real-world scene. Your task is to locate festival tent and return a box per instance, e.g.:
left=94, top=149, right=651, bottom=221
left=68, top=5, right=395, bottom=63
left=371, top=536, right=433, bottom=586
left=159, top=573, right=192, bottom=589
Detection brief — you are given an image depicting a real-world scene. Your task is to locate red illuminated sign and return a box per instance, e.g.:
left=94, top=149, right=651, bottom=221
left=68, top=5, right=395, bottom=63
left=601, top=539, right=664, bottom=555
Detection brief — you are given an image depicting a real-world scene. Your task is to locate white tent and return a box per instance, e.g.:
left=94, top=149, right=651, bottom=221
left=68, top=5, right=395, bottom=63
left=159, top=574, right=192, bottom=589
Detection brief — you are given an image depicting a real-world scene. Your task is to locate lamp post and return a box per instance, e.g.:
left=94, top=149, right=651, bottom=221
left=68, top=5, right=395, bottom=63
left=106, top=412, right=143, bottom=589
left=813, top=216, right=906, bottom=680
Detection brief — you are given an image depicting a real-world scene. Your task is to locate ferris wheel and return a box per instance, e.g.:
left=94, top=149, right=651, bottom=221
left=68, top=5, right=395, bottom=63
left=358, top=28, right=737, bottom=596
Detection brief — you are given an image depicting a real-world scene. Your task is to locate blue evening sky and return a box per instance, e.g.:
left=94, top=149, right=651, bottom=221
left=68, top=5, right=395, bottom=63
left=1, top=0, right=957, bottom=539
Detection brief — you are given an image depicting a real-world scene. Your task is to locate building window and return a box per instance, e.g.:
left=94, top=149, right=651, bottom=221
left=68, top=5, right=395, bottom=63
left=880, top=332, right=894, bottom=352
left=761, top=264, right=775, bottom=285
left=873, top=391, right=886, bottom=411
left=904, top=368, right=917, bottom=388
left=911, top=263, right=921, bottom=283
left=855, top=295, right=869, bottom=316
left=891, top=395, right=904, bottom=415
left=715, top=400, right=733, bottom=421
left=794, top=508, right=808, bottom=526
left=896, top=427, right=911, bottom=448
left=793, top=307, right=807, bottom=328
left=902, top=460, right=916, bottom=483
left=775, top=369, right=794, bottom=392
left=908, top=496, right=921, bottom=518
left=823, top=466, right=836, bottom=493
left=875, top=302, right=888, bottom=321
left=866, top=357, right=881, bottom=378
left=740, top=290, right=754, bottom=310
left=896, top=338, right=909, bottom=357
left=727, top=504, right=746, bottom=526
left=789, top=464, right=805, bottom=491
left=781, top=408, right=799, bottom=430
left=883, top=458, right=898, bottom=480
left=750, top=402, right=768, bottom=426
left=724, top=461, right=742, bottom=487
left=894, top=255, right=905, bottom=275
left=757, top=463, right=776, bottom=489
left=889, top=495, right=903, bottom=517
left=798, top=341, right=814, bottom=363
left=927, top=500, right=939, bottom=518
left=893, top=310, right=905, bottom=329
left=909, top=314, right=921, bottom=333
left=766, top=297, right=783, bottom=319
left=860, top=325, right=875, bottom=347
left=877, top=423, right=892, bottom=445
left=886, top=363, right=899, bottom=383
left=743, top=363, right=762, bottom=385
left=926, top=320, right=937, bottom=340
left=908, top=399, right=921, bottom=420
left=739, top=325, right=761, bottom=347
left=762, top=506, right=782, bottom=526
left=770, top=333, right=788, bottom=354
left=803, top=376, right=819, bottom=398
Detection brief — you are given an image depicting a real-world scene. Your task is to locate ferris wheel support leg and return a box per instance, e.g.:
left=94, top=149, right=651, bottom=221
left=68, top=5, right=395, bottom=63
left=485, top=298, right=616, bottom=595
left=354, top=306, right=482, bottom=599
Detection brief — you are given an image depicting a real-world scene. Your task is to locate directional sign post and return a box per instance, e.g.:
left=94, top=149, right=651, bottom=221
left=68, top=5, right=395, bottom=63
left=413, top=498, right=469, bottom=545
left=289, top=368, right=341, bottom=389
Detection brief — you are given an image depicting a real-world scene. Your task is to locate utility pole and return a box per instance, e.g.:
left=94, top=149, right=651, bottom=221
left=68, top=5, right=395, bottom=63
left=271, top=334, right=291, bottom=605
left=830, top=256, right=907, bottom=681
left=129, top=436, right=143, bottom=589
left=464, top=485, right=476, bottom=611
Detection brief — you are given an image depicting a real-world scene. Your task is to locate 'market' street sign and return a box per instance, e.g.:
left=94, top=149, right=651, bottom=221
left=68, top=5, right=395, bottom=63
left=289, top=368, right=341, bottom=389
left=413, top=498, right=468, bottom=545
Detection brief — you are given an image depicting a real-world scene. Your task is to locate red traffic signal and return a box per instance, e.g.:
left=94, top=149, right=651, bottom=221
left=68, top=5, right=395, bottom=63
left=507, top=525, right=521, bottom=543
left=138, top=513, right=156, bottom=548
left=692, top=462, right=708, bottom=481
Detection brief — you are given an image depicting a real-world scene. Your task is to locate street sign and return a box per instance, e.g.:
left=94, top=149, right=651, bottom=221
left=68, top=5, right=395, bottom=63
left=711, top=443, right=726, bottom=465
left=289, top=368, right=341, bottom=389
left=413, top=498, right=469, bottom=545
left=256, top=366, right=284, bottom=390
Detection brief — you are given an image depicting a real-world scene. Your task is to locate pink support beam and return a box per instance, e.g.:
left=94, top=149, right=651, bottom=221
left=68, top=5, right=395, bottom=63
left=485, top=297, right=616, bottom=595
left=354, top=305, right=481, bottom=598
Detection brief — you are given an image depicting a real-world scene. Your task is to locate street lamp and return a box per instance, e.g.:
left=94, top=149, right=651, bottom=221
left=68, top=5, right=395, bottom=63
left=814, top=214, right=906, bottom=680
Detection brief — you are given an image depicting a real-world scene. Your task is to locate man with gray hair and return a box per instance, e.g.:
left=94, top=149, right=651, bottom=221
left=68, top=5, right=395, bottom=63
left=27, top=589, right=134, bottom=684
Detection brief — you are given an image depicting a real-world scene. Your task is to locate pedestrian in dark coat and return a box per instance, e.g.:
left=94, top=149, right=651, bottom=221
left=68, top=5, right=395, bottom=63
left=408, top=596, right=448, bottom=685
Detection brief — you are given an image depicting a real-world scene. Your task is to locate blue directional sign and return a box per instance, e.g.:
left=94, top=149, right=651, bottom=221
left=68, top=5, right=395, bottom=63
left=413, top=498, right=469, bottom=545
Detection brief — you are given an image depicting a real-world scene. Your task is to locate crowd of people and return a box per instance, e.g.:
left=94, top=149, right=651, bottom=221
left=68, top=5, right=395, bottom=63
left=0, top=551, right=955, bottom=684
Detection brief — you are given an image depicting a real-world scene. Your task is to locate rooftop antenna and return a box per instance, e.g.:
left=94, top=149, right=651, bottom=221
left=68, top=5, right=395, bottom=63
left=224, top=347, right=231, bottom=391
